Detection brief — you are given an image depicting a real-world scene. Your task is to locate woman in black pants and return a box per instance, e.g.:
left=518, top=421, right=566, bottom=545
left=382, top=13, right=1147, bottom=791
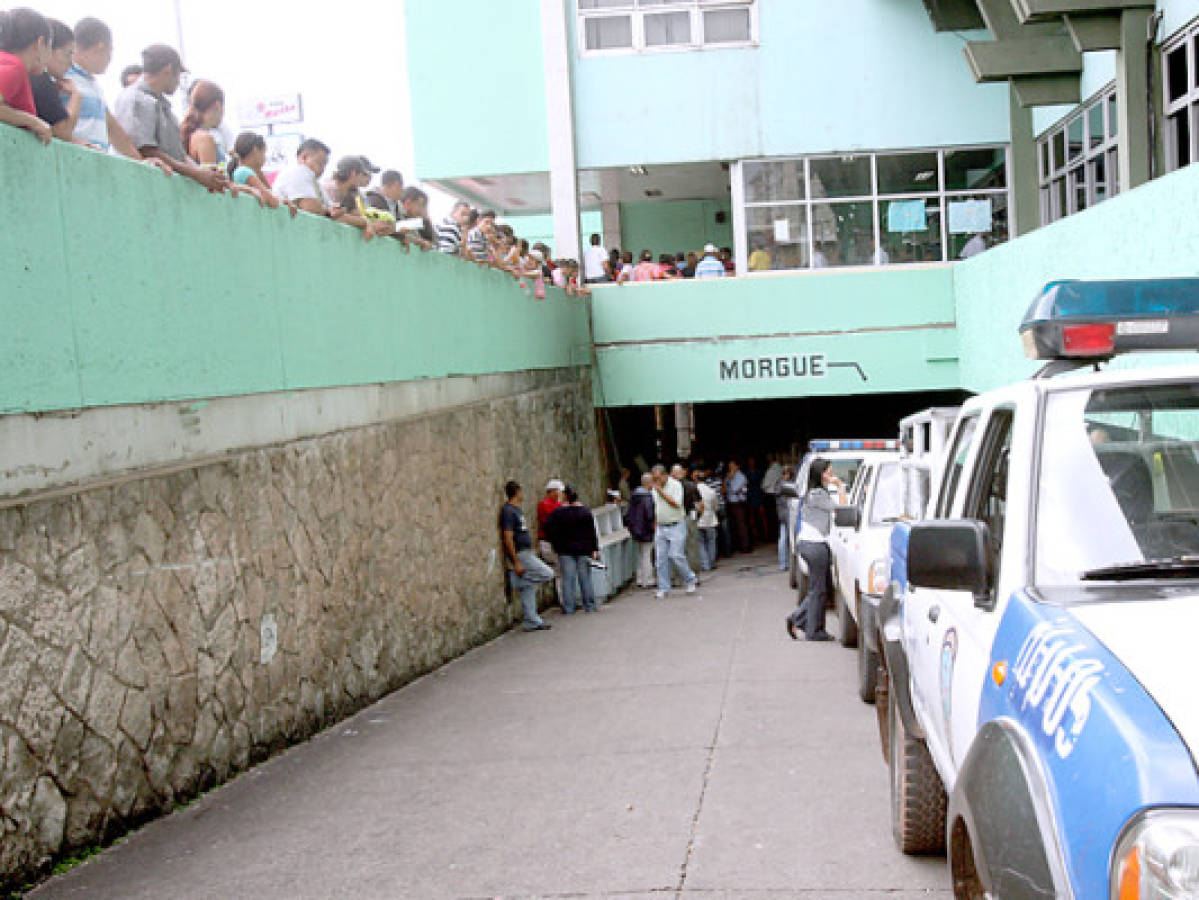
left=786, top=458, right=847, bottom=641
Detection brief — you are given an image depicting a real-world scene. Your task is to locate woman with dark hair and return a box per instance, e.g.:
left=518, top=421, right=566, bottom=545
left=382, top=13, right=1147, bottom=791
left=0, top=7, right=52, bottom=144
left=30, top=18, right=81, bottom=142
left=544, top=484, right=601, bottom=614
left=227, top=130, right=284, bottom=209
left=786, top=458, right=847, bottom=641
left=180, top=78, right=227, bottom=164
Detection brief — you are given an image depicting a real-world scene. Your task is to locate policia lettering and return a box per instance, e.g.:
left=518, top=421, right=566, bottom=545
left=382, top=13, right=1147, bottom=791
left=1010, top=621, right=1104, bottom=760
left=719, top=354, right=827, bottom=380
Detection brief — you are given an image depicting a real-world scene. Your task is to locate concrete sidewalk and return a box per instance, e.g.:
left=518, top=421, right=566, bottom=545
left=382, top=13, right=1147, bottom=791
left=32, top=550, right=951, bottom=899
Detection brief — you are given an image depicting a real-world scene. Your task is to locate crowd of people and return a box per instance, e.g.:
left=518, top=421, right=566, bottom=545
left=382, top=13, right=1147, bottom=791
left=0, top=6, right=591, bottom=294
left=581, top=234, right=737, bottom=285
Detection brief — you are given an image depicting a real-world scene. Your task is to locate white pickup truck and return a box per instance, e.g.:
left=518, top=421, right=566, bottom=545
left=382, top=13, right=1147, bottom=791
left=875, top=278, right=1199, bottom=899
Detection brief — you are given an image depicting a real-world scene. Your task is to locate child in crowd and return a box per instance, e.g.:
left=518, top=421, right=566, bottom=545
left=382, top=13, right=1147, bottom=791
left=0, top=7, right=52, bottom=144
left=227, top=131, right=288, bottom=210
left=30, top=18, right=79, bottom=142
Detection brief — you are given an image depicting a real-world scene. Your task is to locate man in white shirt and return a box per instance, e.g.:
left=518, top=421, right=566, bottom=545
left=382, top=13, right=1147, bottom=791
left=273, top=138, right=332, bottom=212
left=652, top=464, right=698, bottom=599
left=695, top=468, right=719, bottom=572
left=582, top=233, right=611, bottom=284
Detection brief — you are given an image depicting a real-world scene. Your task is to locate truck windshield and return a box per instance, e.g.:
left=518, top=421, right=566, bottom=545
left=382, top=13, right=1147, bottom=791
left=870, top=462, right=928, bottom=525
left=1037, top=381, right=1199, bottom=584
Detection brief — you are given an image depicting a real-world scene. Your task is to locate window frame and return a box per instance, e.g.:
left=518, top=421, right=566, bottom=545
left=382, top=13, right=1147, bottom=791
left=1037, top=84, right=1119, bottom=226
left=577, top=0, right=758, bottom=57
left=737, top=144, right=1011, bottom=270
left=1162, top=20, right=1199, bottom=175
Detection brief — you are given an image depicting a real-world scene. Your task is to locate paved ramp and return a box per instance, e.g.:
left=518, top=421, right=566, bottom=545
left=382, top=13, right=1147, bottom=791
left=33, top=551, right=951, bottom=899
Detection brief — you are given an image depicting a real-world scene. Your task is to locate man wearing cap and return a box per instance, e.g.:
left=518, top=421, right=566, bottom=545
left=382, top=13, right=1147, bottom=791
left=113, top=44, right=224, bottom=192
left=323, top=155, right=372, bottom=214
left=537, top=479, right=564, bottom=606
left=694, top=244, right=726, bottom=279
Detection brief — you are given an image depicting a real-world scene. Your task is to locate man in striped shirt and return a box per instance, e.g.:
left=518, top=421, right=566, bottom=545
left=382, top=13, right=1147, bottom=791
left=466, top=208, right=496, bottom=262
left=437, top=201, right=472, bottom=256
left=694, top=243, right=726, bottom=279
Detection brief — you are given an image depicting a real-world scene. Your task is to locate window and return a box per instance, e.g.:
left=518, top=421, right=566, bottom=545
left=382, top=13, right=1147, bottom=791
left=937, top=414, right=980, bottom=518
left=965, top=407, right=1014, bottom=593
left=579, top=0, right=756, bottom=54
left=1037, top=86, right=1118, bottom=225
left=1163, top=22, right=1199, bottom=174
left=739, top=146, right=1009, bottom=270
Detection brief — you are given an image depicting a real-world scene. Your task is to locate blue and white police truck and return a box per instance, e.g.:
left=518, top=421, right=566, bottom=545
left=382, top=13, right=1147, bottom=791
left=875, top=279, right=1199, bottom=899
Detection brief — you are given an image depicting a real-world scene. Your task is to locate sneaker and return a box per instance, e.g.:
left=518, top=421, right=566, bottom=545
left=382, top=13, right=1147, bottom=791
left=685, top=581, right=697, bottom=594
left=654, top=591, right=667, bottom=599
left=523, top=622, right=552, bottom=632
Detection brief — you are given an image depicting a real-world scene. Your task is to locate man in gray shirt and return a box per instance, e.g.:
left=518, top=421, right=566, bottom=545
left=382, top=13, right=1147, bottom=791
left=114, top=44, right=224, bottom=193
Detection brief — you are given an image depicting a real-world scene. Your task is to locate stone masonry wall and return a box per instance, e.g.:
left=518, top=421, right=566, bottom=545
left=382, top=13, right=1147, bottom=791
left=0, top=368, right=603, bottom=890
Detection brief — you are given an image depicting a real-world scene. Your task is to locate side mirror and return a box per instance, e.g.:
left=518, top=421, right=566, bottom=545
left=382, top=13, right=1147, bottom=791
left=834, top=505, right=861, bottom=529
left=907, top=520, right=992, bottom=607
left=780, top=481, right=799, bottom=499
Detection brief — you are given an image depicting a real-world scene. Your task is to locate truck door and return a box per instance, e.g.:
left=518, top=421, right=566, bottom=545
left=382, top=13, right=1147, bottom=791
left=834, top=463, right=872, bottom=601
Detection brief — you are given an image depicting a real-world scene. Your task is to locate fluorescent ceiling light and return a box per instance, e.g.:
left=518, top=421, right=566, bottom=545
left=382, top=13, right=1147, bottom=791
left=914, top=170, right=935, bottom=182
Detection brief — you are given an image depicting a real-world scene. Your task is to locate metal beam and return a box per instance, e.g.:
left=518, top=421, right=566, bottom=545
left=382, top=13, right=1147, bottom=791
left=921, top=0, right=986, bottom=30
left=965, top=35, right=1082, bottom=80
left=1063, top=12, right=1123, bottom=50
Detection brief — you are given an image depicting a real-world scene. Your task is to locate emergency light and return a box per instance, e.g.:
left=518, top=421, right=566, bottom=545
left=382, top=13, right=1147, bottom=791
left=1019, top=278, right=1199, bottom=361
left=808, top=439, right=900, bottom=451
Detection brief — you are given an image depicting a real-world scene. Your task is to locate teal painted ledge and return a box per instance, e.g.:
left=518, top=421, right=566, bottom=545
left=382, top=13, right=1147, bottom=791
left=953, top=160, right=1199, bottom=395
left=0, top=126, right=591, bottom=415
left=589, top=265, right=956, bottom=346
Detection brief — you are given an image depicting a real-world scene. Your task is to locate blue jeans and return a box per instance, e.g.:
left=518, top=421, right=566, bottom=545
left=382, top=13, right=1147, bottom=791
left=508, top=549, right=553, bottom=627
left=698, top=526, right=717, bottom=571
left=560, top=555, right=597, bottom=613
left=654, top=521, right=696, bottom=594
left=778, top=522, right=789, bottom=570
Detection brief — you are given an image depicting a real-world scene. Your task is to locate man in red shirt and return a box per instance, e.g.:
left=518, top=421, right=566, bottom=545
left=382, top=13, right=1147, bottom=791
left=537, top=478, right=565, bottom=608
left=0, top=8, right=52, bottom=143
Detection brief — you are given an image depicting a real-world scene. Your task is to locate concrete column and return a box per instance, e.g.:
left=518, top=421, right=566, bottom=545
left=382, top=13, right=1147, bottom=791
left=1008, top=87, right=1040, bottom=236
left=541, top=0, right=581, bottom=260
left=599, top=169, right=622, bottom=252
left=1116, top=8, right=1153, bottom=192
left=730, top=160, right=748, bottom=276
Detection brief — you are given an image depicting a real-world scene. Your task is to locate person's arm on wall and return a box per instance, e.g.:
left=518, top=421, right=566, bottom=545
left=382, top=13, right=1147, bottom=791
left=0, top=103, right=51, bottom=144
left=502, top=529, right=524, bottom=576
left=51, top=77, right=82, bottom=141
left=138, top=145, right=226, bottom=192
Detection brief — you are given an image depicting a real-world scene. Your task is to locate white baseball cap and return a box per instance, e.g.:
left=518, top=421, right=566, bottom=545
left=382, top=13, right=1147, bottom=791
left=703, top=243, right=719, bottom=254
left=545, top=478, right=565, bottom=492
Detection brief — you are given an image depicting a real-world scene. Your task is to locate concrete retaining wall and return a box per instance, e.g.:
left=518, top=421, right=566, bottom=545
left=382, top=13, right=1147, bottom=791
left=0, top=368, right=604, bottom=891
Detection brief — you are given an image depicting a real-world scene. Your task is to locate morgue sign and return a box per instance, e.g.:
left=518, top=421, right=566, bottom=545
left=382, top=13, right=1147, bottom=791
left=719, top=353, right=867, bottom=382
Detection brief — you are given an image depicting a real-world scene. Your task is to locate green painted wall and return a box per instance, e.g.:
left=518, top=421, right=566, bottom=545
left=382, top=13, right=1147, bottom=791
left=591, top=266, right=958, bottom=405
left=953, top=158, right=1199, bottom=394
left=618, top=200, right=733, bottom=260
left=404, top=1, right=549, bottom=180
left=0, top=128, right=592, bottom=415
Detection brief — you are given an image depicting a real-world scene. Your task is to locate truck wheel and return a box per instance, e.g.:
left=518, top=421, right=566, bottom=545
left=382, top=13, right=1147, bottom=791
left=837, top=586, right=859, bottom=648
left=950, top=818, right=987, bottom=899
left=857, top=631, right=879, bottom=704
left=888, top=680, right=947, bottom=855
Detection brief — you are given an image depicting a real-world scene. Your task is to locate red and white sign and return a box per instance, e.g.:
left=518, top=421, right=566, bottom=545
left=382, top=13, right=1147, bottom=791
left=238, top=94, right=303, bottom=128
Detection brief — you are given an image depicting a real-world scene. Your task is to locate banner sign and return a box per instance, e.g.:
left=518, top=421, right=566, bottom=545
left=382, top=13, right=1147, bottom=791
left=238, top=94, right=304, bottom=128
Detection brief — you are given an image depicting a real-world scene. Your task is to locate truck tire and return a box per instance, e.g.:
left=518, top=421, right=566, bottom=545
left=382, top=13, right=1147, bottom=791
left=837, top=585, right=859, bottom=648
left=888, top=679, right=947, bottom=855
left=857, top=630, right=879, bottom=704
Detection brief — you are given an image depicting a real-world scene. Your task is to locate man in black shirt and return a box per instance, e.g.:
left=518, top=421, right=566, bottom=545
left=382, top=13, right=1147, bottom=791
left=499, top=481, right=553, bottom=632
left=31, top=19, right=81, bottom=142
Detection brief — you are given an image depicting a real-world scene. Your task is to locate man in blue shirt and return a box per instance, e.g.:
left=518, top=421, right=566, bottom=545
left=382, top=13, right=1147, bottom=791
left=694, top=243, right=726, bottom=279
left=499, top=481, right=553, bottom=632
left=725, top=460, right=751, bottom=553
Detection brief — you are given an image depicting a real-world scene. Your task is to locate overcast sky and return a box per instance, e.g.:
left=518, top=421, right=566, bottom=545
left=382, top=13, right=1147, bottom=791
left=47, top=0, right=457, bottom=216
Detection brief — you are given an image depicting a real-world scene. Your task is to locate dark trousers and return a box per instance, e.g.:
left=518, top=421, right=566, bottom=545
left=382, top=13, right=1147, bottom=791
left=727, top=502, right=751, bottom=553
left=788, top=541, right=831, bottom=637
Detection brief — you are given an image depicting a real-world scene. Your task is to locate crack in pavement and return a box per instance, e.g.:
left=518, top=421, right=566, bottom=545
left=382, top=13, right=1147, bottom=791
left=673, top=589, right=749, bottom=899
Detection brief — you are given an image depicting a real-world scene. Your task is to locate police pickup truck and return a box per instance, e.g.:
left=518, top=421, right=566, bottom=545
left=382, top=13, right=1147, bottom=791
left=875, top=279, right=1199, bottom=899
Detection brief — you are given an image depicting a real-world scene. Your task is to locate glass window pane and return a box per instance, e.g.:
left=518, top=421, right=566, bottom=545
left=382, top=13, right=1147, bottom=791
left=1088, top=103, right=1105, bottom=151
left=1108, top=148, right=1120, bottom=195
left=808, top=156, right=871, bottom=199
left=746, top=206, right=809, bottom=271
left=1067, top=116, right=1084, bottom=162
left=1091, top=154, right=1108, bottom=204
left=1039, top=140, right=1049, bottom=181
left=703, top=8, right=751, bottom=43
left=1194, top=35, right=1199, bottom=89
left=945, top=146, right=1006, bottom=190
left=743, top=159, right=805, bottom=202
left=1053, top=177, right=1067, bottom=222
left=1168, top=44, right=1189, bottom=104
left=1052, top=131, right=1066, bottom=172
left=1068, top=165, right=1087, bottom=214
left=876, top=152, right=939, bottom=194
left=645, top=11, right=691, bottom=46
left=880, top=198, right=942, bottom=264
left=584, top=15, right=633, bottom=49
left=947, top=193, right=1008, bottom=260
left=1169, top=110, right=1191, bottom=171
left=1108, top=93, right=1118, bottom=139
left=810, top=200, right=873, bottom=267
left=580, top=0, right=631, bottom=7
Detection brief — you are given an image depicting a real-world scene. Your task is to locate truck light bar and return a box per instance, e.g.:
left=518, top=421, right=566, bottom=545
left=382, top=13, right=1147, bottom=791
left=809, top=439, right=900, bottom=451
left=1020, top=278, right=1199, bottom=361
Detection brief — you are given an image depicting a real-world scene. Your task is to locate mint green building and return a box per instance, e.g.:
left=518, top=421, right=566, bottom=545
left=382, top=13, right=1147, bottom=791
left=404, top=0, right=1199, bottom=458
